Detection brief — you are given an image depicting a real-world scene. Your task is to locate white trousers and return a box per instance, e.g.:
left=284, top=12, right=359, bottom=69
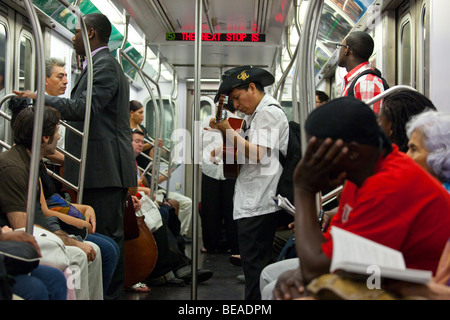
left=168, top=191, right=193, bottom=237
left=260, top=258, right=300, bottom=300
left=66, top=241, right=103, bottom=300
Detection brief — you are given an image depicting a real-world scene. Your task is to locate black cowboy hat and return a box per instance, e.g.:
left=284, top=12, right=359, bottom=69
left=214, top=66, right=274, bottom=102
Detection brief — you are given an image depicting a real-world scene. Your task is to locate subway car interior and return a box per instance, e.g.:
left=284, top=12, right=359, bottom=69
left=0, top=0, right=449, bottom=301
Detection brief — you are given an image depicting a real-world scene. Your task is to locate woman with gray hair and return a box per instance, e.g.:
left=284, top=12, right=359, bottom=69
left=406, top=110, right=450, bottom=192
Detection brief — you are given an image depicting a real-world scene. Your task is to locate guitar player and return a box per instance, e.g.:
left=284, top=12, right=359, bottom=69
left=208, top=66, right=289, bottom=300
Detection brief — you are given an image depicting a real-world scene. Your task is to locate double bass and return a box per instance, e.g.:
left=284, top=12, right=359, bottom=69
left=215, top=94, right=246, bottom=179
left=123, top=192, right=158, bottom=288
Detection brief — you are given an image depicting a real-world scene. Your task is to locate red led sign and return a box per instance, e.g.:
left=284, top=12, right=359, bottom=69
left=166, top=32, right=265, bottom=42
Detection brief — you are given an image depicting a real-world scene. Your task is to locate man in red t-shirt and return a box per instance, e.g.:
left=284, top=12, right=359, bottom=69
left=272, top=97, right=450, bottom=300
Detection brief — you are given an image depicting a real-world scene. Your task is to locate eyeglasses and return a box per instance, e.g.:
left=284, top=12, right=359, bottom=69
left=336, top=44, right=350, bottom=50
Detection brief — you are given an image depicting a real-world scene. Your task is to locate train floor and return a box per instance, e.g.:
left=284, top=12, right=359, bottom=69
left=123, top=240, right=246, bottom=300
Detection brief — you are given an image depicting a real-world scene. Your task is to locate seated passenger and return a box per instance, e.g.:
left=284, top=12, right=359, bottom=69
left=0, top=97, right=103, bottom=300
left=129, top=129, right=213, bottom=289
left=406, top=110, right=450, bottom=191
left=39, top=161, right=119, bottom=298
left=1, top=225, right=67, bottom=300
left=272, top=97, right=450, bottom=300
left=378, top=89, right=437, bottom=152
left=380, top=110, right=450, bottom=300
left=131, top=129, right=181, bottom=239
left=130, top=119, right=193, bottom=241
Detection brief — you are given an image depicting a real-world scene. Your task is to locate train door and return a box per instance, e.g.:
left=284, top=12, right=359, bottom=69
left=396, top=0, right=429, bottom=94
left=0, top=2, right=35, bottom=146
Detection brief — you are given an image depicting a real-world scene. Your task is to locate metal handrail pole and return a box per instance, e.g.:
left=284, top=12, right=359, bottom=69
left=291, top=0, right=305, bottom=123
left=120, top=49, right=161, bottom=200
left=297, top=0, right=324, bottom=153
left=366, top=85, right=417, bottom=107
left=274, top=43, right=299, bottom=103
left=321, top=185, right=344, bottom=203
left=23, top=0, right=46, bottom=234
left=0, top=96, right=81, bottom=193
left=73, top=10, right=93, bottom=204
left=55, top=0, right=93, bottom=204
left=295, top=1, right=324, bottom=214
left=0, top=93, right=16, bottom=110
left=191, top=0, right=203, bottom=300
left=141, top=40, right=164, bottom=198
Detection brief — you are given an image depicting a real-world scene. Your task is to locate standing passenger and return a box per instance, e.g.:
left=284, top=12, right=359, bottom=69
left=14, top=13, right=136, bottom=299
left=200, top=100, right=239, bottom=256
left=337, top=31, right=386, bottom=113
left=209, top=66, right=289, bottom=300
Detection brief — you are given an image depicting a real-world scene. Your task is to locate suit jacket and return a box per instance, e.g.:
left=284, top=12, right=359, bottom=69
left=45, top=48, right=136, bottom=189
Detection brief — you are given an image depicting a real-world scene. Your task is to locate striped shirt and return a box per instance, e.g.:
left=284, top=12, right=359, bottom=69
left=341, top=62, right=385, bottom=114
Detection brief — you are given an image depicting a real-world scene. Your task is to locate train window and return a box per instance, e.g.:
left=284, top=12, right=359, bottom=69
left=398, top=15, right=413, bottom=86
left=145, top=98, right=175, bottom=152
left=318, top=2, right=353, bottom=54
left=200, top=99, right=214, bottom=123
left=18, top=31, right=34, bottom=91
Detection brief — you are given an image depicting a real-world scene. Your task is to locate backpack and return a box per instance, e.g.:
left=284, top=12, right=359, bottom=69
left=347, top=68, right=390, bottom=97
left=277, top=120, right=302, bottom=206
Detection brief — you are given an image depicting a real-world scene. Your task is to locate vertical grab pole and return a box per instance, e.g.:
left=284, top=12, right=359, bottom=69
left=55, top=0, right=93, bottom=204
left=295, top=0, right=325, bottom=212
left=75, top=9, right=93, bottom=204
left=191, top=0, right=202, bottom=300
left=23, top=0, right=45, bottom=234
left=296, top=0, right=324, bottom=154
left=166, top=71, right=178, bottom=193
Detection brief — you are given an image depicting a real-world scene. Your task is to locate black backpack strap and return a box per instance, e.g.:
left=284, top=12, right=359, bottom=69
left=347, top=68, right=388, bottom=97
left=267, top=103, right=288, bottom=165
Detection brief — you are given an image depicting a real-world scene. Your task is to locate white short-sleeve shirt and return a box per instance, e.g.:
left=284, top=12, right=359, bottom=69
left=233, top=94, right=289, bottom=220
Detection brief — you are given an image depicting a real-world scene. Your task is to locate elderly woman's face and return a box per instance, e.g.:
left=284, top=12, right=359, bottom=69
left=407, top=129, right=432, bottom=175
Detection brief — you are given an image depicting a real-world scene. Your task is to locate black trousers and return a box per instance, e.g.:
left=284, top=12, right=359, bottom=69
left=82, top=187, right=128, bottom=300
left=237, top=212, right=279, bottom=300
left=200, top=173, right=238, bottom=254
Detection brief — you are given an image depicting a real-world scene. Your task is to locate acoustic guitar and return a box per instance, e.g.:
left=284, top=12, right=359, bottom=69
left=215, top=94, right=246, bottom=179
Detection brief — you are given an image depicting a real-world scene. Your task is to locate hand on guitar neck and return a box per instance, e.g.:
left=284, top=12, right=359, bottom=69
left=209, top=94, right=234, bottom=135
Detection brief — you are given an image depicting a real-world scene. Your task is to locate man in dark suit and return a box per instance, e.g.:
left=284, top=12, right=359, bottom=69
left=15, top=13, right=136, bottom=299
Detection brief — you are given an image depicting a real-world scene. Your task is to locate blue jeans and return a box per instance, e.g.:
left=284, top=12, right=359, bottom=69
left=13, top=265, right=67, bottom=300
left=86, top=233, right=119, bottom=296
